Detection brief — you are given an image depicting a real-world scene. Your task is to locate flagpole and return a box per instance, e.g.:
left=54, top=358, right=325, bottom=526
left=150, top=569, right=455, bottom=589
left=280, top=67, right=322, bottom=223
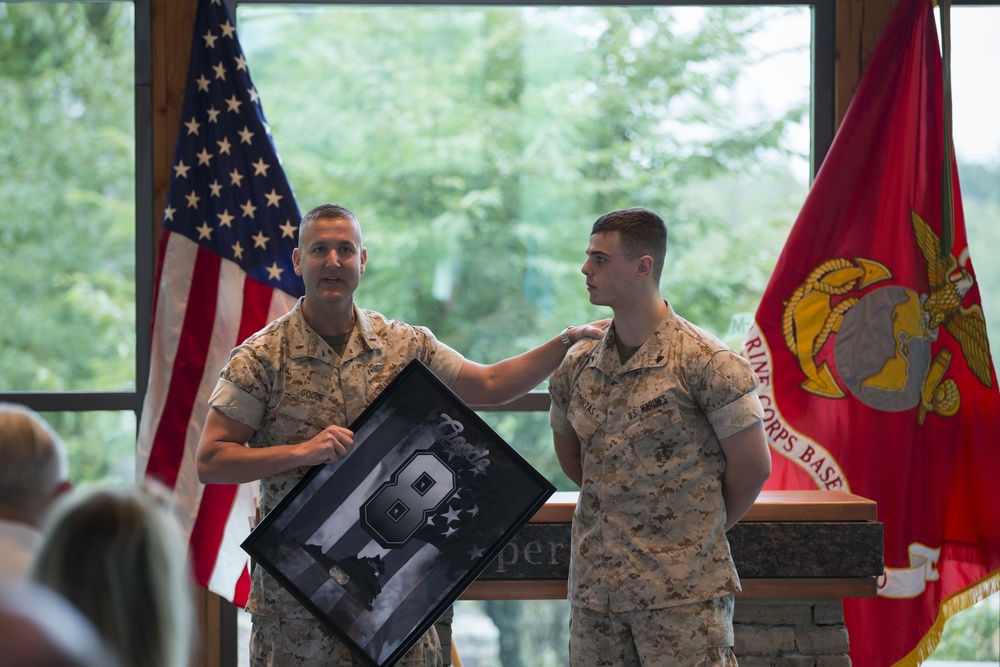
left=939, top=0, right=954, bottom=258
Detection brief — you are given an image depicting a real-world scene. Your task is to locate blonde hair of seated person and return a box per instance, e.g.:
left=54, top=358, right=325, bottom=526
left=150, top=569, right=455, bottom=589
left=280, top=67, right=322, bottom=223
left=31, top=480, right=194, bottom=667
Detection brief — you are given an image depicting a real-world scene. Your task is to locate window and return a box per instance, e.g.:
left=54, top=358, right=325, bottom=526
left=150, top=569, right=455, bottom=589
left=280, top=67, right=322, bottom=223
left=949, top=6, right=1000, bottom=346
left=234, top=0, right=820, bottom=487
left=928, top=6, right=1000, bottom=664
left=0, top=0, right=152, bottom=484
left=231, top=2, right=823, bottom=664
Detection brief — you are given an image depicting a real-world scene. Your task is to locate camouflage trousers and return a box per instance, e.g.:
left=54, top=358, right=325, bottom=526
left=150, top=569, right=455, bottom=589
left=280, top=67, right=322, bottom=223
left=250, top=616, right=443, bottom=667
left=569, top=595, right=737, bottom=667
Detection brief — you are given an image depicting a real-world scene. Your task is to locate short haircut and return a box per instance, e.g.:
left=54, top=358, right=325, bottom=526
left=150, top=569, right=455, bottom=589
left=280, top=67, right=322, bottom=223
left=0, top=403, right=67, bottom=516
left=591, top=207, right=668, bottom=282
left=298, top=203, right=360, bottom=247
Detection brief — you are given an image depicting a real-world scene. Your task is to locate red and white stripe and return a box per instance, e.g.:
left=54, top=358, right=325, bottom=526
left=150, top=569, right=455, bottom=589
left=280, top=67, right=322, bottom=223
left=138, top=230, right=295, bottom=605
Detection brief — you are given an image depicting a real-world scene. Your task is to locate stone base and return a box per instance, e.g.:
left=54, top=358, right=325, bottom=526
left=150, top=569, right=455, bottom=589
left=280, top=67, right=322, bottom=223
left=735, top=599, right=851, bottom=667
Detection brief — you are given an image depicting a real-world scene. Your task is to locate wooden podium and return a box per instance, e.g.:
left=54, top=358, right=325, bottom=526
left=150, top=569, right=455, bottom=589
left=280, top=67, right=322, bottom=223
left=462, top=490, right=883, bottom=601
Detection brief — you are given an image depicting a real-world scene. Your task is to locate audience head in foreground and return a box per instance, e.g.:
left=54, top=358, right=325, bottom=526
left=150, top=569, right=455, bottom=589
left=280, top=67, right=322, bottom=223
left=0, top=578, right=121, bottom=667
left=31, top=480, right=195, bottom=667
left=0, top=402, right=72, bottom=579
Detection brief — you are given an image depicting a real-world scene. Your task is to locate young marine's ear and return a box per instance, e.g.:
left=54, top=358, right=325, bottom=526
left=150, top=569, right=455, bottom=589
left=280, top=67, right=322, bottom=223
left=636, top=254, right=654, bottom=278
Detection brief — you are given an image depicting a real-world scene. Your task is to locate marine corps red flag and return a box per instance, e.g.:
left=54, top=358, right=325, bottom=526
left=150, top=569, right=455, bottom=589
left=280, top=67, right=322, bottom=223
left=742, top=0, right=1000, bottom=663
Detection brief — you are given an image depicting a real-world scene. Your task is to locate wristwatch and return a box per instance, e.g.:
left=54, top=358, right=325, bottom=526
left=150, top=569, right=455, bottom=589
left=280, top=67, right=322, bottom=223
left=560, top=327, right=573, bottom=348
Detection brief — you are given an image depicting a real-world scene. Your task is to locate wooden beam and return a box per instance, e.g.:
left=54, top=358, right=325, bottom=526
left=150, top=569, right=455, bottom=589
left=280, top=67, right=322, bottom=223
left=835, top=0, right=902, bottom=126
left=151, top=4, right=222, bottom=666
left=531, top=490, right=878, bottom=523
left=460, top=577, right=877, bottom=601
left=193, top=587, right=222, bottom=667
left=151, top=0, right=197, bottom=250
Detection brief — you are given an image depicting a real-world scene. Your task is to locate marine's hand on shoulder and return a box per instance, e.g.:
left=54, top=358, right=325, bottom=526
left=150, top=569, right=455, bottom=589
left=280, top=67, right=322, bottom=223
left=563, top=318, right=611, bottom=345
left=451, top=318, right=611, bottom=407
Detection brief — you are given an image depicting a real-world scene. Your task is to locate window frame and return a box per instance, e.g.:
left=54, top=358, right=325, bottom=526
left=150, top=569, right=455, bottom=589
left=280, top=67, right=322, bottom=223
left=0, top=0, right=832, bottom=422
left=225, top=0, right=837, bottom=181
left=223, top=0, right=835, bottom=413
left=0, top=0, right=154, bottom=419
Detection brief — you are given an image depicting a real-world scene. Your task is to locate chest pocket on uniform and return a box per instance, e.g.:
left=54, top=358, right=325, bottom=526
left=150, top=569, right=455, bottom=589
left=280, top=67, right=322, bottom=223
left=277, top=358, right=341, bottom=442
left=566, top=399, right=605, bottom=444
left=622, top=396, right=683, bottom=468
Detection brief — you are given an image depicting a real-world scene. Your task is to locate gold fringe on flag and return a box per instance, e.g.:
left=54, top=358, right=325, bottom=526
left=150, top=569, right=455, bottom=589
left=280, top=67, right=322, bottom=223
left=892, top=569, right=1000, bottom=667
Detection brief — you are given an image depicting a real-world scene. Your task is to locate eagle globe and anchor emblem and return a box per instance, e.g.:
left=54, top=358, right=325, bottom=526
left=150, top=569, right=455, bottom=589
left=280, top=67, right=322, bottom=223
left=783, top=209, right=992, bottom=421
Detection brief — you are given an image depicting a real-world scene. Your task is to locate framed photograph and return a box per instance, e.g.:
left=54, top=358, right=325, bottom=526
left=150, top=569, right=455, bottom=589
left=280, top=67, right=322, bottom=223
left=241, top=358, right=556, bottom=667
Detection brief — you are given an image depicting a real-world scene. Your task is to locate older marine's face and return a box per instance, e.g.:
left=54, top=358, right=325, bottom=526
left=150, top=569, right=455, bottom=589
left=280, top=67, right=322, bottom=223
left=292, top=216, right=367, bottom=305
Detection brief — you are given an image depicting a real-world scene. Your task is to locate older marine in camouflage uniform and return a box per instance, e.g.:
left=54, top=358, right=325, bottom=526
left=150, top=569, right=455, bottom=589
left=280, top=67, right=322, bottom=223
left=210, top=298, right=462, bottom=666
left=198, top=203, right=605, bottom=667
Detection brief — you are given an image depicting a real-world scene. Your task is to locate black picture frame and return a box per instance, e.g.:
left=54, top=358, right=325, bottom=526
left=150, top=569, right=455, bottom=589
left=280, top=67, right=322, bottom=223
left=241, top=358, right=556, bottom=667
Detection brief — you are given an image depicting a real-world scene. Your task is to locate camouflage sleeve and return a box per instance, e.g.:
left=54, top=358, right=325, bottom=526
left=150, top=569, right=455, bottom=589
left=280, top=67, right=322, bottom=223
left=207, top=378, right=266, bottom=430
left=548, top=361, right=574, bottom=436
left=701, top=349, right=764, bottom=439
left=708, top=391, right=764, bottom=439
left=415, top=326, right=465, bottom=387
left=210, top=347, right=270, bottom=430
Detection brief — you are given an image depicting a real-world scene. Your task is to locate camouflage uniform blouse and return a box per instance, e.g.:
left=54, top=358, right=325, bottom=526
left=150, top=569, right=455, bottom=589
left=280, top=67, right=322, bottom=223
left=549, top=302, right=763, bottom=613
left=208, top=297, right=465, bottom=618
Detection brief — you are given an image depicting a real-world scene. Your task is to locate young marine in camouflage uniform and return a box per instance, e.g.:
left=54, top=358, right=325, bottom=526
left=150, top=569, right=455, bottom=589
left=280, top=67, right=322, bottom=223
left=549, top=207, right=772, bottom=667
left=197, top=203, right=605, bottom=667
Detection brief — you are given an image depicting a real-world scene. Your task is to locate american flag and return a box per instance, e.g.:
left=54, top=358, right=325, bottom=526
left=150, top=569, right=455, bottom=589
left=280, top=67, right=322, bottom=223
left=137, top=0, right=303, bottom=606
